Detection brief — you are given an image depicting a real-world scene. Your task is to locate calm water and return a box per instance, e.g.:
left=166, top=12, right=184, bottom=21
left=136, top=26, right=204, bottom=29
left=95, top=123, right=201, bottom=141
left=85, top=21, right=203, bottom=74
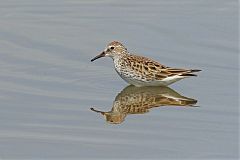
left=0, top=0, right=238, bottom=159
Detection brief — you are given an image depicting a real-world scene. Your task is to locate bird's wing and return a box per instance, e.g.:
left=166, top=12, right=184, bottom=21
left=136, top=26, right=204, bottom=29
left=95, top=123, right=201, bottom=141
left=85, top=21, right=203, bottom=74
left=154, top=68, right=201, bottom=80
left=124, top=54, right=201, bottom=81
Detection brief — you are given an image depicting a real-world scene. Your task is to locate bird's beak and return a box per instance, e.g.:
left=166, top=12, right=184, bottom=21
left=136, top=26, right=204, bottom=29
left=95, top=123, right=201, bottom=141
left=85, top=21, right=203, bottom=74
left=91, top=51, right=106, bottom=62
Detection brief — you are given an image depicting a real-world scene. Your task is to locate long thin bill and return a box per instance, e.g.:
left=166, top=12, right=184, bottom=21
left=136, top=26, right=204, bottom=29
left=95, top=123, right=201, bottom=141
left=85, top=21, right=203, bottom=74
left=91, top=52, right=105, bottom=62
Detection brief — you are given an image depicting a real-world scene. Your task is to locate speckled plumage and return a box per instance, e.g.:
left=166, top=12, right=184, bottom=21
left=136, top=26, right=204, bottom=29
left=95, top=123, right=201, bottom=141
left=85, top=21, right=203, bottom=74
left=91, top=41, right=201, bottom=87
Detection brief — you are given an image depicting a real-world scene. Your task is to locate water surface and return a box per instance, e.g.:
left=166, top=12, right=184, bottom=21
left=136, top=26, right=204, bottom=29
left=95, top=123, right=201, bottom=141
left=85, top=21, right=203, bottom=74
left=0, top=0, right=238, bottom=159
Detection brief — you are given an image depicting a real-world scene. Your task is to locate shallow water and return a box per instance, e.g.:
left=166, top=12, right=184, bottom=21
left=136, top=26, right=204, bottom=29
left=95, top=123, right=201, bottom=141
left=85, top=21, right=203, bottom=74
left=0, top=0, right=238, bottom=159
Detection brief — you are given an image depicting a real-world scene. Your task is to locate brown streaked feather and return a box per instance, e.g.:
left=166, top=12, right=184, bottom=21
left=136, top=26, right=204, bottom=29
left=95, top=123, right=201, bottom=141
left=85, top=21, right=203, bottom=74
left=159, top=68, right=201, bottom=77
left=155, top=74, right=167, bottom=79
left=166, top=68, right=201, bottom=73
left=122, top=54, right=168, bottom=80
left=125, top=54, right=167, bottom=70
left=120, top=54, right=201, bottom=81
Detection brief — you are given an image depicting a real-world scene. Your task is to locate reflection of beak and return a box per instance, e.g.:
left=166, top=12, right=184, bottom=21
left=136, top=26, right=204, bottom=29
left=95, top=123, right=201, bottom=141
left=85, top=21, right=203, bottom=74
left=90, top=107, right=105, bottom=115
left=91, top=51, right=105, bottom=62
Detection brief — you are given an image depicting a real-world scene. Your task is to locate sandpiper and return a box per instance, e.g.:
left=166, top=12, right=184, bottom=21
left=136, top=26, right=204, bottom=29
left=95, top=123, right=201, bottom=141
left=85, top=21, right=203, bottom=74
left=91, top=41, right=201, bottom=87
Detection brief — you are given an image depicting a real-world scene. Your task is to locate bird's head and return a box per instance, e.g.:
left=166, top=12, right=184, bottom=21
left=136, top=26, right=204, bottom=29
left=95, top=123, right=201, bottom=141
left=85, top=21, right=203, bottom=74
left=91, top=41, right=128, bottom=62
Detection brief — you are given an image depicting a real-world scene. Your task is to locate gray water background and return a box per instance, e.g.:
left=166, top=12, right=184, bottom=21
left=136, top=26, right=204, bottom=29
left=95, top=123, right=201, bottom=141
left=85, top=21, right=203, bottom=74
left=0, top=0, right=238, bottom=159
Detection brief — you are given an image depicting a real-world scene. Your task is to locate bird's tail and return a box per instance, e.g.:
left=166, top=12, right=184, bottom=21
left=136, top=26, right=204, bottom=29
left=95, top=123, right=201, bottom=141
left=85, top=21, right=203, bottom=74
left=180, top=69, right=201, bottom=77
left=190, top=69, right=202, bottom=73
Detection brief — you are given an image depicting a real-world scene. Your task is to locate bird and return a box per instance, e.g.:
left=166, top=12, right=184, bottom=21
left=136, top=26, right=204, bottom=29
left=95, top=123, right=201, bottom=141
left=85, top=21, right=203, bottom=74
left=91, top=41, right=201, bottom=87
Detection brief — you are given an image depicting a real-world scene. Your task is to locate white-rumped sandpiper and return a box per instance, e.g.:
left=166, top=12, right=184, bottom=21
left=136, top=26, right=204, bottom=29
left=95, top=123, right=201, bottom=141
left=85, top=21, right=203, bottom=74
left=91, top=41, right=201, bottom=87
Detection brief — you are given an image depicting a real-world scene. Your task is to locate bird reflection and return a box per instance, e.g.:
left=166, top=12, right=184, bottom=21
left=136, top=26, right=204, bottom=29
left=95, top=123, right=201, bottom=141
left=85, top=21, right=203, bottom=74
left=91, top=85, right=198, bottom=124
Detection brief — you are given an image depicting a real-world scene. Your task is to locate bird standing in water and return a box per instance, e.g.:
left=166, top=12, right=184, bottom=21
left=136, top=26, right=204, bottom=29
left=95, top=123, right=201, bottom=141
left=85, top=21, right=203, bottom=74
left=91, top=41, right=201, bottom=87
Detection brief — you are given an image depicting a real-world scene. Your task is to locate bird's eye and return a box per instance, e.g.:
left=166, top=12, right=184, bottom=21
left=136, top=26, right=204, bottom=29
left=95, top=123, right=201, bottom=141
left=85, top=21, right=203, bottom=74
left=110, top=46, right=114, bottom=50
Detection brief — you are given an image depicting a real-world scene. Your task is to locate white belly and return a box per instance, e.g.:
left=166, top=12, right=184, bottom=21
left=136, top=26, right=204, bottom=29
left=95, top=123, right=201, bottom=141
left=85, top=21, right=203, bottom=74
left=116, top=70, right=184, bottom=87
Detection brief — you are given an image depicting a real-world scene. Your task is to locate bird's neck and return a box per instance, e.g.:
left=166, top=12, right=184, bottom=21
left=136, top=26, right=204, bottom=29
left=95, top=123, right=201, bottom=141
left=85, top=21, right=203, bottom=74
left=112, top=52, right=128, bottom=62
